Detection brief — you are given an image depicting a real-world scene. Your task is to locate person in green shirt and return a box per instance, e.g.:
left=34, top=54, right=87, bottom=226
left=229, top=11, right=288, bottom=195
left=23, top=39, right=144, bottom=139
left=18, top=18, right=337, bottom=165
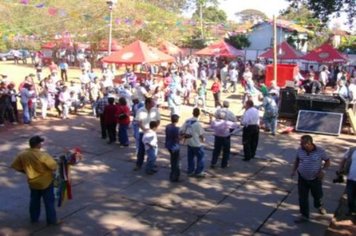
left=11, top=135, right=59, bottom=225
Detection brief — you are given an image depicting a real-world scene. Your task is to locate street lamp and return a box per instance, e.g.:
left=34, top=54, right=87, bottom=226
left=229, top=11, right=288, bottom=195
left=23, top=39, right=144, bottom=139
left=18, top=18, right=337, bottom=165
left=106, top=0, right=117, bottom=55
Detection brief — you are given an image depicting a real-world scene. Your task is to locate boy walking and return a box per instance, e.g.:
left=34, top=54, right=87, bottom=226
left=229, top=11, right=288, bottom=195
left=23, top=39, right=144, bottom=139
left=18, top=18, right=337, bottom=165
left=165, top=114, right=181, bottom=182
left=142, top=121, right=159, bottom=175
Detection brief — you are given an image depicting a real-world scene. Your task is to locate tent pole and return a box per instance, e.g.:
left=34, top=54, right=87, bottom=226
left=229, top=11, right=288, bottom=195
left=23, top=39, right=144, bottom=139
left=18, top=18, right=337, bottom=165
left=273, top=15, right=277, bottom=83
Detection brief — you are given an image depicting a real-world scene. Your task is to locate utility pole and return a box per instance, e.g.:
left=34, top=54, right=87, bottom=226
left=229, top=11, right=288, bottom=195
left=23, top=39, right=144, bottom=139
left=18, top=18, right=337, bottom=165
left=273, top=15, right=277, bottom=82
left=199, top=2, right=204, bottom=40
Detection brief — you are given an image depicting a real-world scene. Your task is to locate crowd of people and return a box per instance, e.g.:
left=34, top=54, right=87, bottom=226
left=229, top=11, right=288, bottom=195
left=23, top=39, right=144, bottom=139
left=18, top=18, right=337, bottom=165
left=2, top=54, right=356, bottom=226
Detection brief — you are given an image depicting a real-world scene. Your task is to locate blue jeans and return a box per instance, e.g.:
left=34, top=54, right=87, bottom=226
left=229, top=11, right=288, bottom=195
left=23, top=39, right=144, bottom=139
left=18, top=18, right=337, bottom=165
left=118, top=124, right=129, bottom=145
left=169, top=149, right=180, bottom=181
left=297, top=174, right=323, bottom=218
left=263, top=115, right=278, bottom=135
left=30, top=184, right=57, bottom=224
left=136, top=132, right=145, bottom=167
left=211, top=136, right=231, bottom=168
left=346, top=179, right=356, bottom=213
left=187, top=146, right=205, bottom=175
left=146, top=147, right=157, bottom=173
left=132, top=122, right=140, bottom=153
left=21, top=101, right=31, bottom=124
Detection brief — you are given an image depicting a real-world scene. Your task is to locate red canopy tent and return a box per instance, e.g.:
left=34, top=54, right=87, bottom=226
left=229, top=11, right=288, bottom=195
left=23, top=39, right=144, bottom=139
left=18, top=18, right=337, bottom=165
left=300, top=43, right=348, bottom=63
left=194, top=40, right=244, bottom=58
left=97, top=39, right=122, bottom=52
left=41, top=41, right=57, bottom=49
left=259, top=41, right=302, bottom=60
left=102, top=40, right=175, bottom=64
left=159, top=40, right=182, bottom=55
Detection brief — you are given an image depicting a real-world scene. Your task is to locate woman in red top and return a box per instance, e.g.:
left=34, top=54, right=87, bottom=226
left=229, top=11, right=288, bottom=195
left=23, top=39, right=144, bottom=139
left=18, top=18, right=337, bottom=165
left=103, top=97, right=118, bottom=144
left=211, top=77, right=221, bottom=107
left=116, top=97, right=131, bottom=146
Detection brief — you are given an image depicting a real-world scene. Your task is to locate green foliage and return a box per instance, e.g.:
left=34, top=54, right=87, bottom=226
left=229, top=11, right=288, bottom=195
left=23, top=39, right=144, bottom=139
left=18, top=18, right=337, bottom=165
left=338, top=36, right=356, bottom=53
left=225, top=34, right=250, bottom=49
left=235, top=9, right=268, bottom=23
left=180, top=29, right=208, bottom=49
left=286, top=0, right=355, bottom=26
left=192, top=6, right=227, bottom=23
left=280, top=3, right=331, bottom=50
left=280, top=3, right=322, bottom=31
left=0, top=0, right=189, bottom=52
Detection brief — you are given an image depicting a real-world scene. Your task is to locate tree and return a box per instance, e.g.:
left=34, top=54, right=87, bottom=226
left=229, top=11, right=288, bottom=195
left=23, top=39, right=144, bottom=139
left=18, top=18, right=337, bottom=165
left=192, top=6, right=227, bottom=23
left=235, top=9, right=268, bottom=24
left=225, top=34, right=250, bottom=49
left=280, top=3, right=321, bottom=30
left=279, top=3, right=331, bottom=50
left=286, top=0, right=355, bottom=26
left=0, top=0, right=188, bottom=52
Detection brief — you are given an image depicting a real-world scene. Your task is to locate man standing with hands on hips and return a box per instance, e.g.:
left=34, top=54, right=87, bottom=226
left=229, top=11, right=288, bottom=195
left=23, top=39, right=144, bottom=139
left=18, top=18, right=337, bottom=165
left=291, top=135, right=330, bottom=223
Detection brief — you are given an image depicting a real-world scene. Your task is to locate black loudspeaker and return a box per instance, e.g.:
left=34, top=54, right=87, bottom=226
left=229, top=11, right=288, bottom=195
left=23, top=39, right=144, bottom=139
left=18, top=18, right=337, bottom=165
left=279, top=88, right=298, bottom=118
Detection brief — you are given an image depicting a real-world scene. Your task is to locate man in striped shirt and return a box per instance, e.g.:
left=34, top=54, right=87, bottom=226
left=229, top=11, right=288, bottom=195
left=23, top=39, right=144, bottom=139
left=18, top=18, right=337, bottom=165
left=291, top=135, right=330, bottom=223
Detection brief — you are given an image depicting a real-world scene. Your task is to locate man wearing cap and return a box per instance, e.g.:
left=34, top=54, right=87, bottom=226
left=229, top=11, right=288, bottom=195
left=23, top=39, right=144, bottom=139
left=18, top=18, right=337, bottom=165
left=11, top=136, right=59, bottom=225
left=210, top=110, right=239, bottom=169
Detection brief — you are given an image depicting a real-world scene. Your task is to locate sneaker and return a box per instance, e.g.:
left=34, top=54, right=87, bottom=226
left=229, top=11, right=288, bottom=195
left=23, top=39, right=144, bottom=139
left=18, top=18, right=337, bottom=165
left=133, top=166, right=141, bottom=171
left=187, top=172, right=195, bottom=177
left=210, top=164, right=217, bottom=169
left=146, top=170, right=157, bottom=175
left=195, top=172, right=206, bottom=178
left=47, top=220, right=63, bottom=226
left=346, top=211, right=356, bottom=216
left=318, top=207, right=327, bottom=215
left=221, top=164, right=230, bottom=169
left=294, top=215, right=310, bottom=223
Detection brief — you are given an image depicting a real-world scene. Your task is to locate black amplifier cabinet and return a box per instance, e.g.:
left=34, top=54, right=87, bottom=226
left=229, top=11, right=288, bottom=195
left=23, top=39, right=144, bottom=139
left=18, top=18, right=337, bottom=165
left=279, top=88, right=298, bottom=118
left=296, top=94, right=348, bottom=114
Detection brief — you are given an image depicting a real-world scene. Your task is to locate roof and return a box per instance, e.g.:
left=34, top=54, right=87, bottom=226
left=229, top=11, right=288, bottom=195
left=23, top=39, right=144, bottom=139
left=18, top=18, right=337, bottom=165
left=300, top=42, right=348, bottom=63
left=194, top=40, right=244, bottom=58
left=158, top=40, right=182, bottom=55
left=252, top=19, right=312, bottom=34
left=259, top=41, right=302, bottom=60
left=102, top=40, right=175, bottom=64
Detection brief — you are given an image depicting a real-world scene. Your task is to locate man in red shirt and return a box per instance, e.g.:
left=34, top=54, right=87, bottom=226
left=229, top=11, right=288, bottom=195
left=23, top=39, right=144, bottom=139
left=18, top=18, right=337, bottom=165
left=211, top=77, right=221, bottom=108
left=103, top=97, right=118, bottom=144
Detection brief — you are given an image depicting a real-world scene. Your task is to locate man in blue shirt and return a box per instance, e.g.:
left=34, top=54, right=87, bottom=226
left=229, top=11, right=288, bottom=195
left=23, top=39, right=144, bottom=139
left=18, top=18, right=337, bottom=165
left=59, top=60, right=69, bottom=82
left=165, top=114, right=181, bottom=182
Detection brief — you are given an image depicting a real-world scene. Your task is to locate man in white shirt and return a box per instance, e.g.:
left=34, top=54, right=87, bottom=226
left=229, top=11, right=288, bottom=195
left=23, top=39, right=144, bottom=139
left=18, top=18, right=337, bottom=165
left=220, top=64, right=229, bottom=92
left=228, top=67, right=238, bottom=93
left=319, top=66, right=330, bottom=92
left=241, top=100, right=260, bottom=161
left=180, top=108, right=206, bottom=177
left=134, top=97, right=160, bottom=171
left=338, top=147, right=356, bottom=215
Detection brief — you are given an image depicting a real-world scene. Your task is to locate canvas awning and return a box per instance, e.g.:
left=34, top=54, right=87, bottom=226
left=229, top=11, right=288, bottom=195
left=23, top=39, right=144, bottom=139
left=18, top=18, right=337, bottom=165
left=102, top=40, right=175, bottom=64
left=194, top=40, right=244, bottom=58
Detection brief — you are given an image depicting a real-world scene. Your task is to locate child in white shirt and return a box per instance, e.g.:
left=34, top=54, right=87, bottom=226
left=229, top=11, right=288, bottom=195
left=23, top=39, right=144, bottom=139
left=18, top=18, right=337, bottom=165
left=142, top=121, right=159, bottom=174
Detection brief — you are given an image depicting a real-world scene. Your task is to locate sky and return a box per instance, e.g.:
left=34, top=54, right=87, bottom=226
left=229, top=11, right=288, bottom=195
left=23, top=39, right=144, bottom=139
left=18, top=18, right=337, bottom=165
left=187, top=0, right=352, bottom=31
left=219, top=0, right=290, bottom=20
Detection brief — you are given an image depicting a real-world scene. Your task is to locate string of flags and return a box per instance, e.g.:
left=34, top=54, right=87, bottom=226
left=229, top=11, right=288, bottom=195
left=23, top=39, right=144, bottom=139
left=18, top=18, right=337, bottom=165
left=0, top=0, right=230, bottom=42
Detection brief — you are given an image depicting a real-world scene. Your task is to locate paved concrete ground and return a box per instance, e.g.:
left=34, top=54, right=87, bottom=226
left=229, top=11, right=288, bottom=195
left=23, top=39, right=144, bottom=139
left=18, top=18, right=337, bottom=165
left=0, top=102, right=355, bottom=236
